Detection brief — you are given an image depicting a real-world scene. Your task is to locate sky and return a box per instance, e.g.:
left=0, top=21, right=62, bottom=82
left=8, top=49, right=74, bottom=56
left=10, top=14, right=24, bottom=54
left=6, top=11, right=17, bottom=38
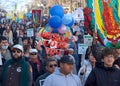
left=0, top=0, right=33, bottom=11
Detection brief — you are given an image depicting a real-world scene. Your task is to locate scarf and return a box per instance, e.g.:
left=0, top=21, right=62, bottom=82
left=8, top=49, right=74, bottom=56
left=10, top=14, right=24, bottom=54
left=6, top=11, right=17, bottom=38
left=2, top=57, right=29, bottom=86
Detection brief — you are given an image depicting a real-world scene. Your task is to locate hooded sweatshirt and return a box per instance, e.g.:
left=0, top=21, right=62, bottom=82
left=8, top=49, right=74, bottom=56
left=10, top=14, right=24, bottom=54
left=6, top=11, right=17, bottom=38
left=43, top=67, right=82, bottom=86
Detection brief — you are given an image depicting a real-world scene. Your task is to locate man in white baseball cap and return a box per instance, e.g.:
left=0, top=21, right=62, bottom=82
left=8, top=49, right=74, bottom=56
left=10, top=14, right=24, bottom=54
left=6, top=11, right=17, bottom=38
left=11, top=44, right=24, bottom=60
left=29, top=48, right=40, bottom=85
left=29, top=49, right=38, bottom=54
left=12, top=44, right=24, bottom=52
left=2, top=44, right=33, bottom=86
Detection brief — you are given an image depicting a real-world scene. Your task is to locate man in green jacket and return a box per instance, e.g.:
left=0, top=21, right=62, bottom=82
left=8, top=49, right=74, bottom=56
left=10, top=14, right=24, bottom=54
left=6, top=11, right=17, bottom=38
left=2, top=44, right=33, bottom=86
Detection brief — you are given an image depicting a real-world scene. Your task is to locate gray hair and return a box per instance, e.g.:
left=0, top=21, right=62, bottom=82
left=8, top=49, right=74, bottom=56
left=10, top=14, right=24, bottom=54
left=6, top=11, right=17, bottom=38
left=45, top=58, right=57, bottom=66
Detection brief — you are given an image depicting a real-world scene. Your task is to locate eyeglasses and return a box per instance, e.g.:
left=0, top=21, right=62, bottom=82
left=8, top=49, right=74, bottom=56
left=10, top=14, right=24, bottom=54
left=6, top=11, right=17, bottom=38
left=48, top=64, right=57, bottom=68
left=30, top=53, right=37, bottom=55
left=12, top=50, right=21, bottom=53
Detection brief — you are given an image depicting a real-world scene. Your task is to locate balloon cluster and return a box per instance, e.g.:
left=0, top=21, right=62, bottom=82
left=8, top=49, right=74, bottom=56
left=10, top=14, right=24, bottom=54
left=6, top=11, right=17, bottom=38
left=48, top=5, right=74, bottom=33
left=39, top=5, right=75, bottom=56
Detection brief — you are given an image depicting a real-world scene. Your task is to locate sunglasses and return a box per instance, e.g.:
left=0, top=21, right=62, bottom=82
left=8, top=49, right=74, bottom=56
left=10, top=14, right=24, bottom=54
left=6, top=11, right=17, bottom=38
left=30, top=53, right=37, bottom=55
left=48, top=64, right=57, bottom=68
left=12, top=50, right=21, bottom=53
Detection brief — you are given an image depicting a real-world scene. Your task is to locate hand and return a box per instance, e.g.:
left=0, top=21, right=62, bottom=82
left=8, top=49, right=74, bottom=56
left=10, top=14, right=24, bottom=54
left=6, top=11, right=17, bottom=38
left=80, top=68, right=86, bottom=75
left=114, top=64, right=120, bottom=69
left=92, top=29, right=98, bottom=44
left=93, top=29, right=98, bottom=39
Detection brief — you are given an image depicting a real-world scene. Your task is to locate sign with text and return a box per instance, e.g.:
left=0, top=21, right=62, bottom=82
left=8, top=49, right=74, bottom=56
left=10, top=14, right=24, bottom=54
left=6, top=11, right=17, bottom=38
left=27, top=28, right=34, bottom=37
left=78, top=43, right=88, bottom=54
left=39, top=79, right=45, bottom=86
left=84, top=34, right=93, bottom=46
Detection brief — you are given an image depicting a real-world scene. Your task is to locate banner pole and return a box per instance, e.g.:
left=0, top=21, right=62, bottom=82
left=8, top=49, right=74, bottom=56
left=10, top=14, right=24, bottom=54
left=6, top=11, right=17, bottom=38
left=93, top=0, right=97, bottom=32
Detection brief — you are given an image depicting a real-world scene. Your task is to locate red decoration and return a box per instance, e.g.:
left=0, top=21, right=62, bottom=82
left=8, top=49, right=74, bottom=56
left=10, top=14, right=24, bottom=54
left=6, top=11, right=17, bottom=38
left=41, top=32, right=51, bottom=39
left=51, top=34, right=60, bottom=41
left=44, top=40, right=49, bottom=47
left=49, top=48, right=55, bottom=56
left=55, top=49, right=61, bottom=55
left=83, top=8, right=92, bottom=29
left=46, top=47, right=50, bottom=55
left=42, top=32, right=69, bottom=56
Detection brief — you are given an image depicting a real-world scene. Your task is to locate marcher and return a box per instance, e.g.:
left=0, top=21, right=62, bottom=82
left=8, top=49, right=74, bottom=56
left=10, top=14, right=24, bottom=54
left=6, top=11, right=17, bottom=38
left=78, top=47, right=96, bottom=86
left=0, top=36, right=11, bottom=61
left=35, top=58, right=57, bottom=86
left=28, top=48, right=41, bottom=85
left=2, top=26, right=13, bottom=45
left=2, top=44, right=33, bottom=86
left=43, top=55, right=82, bottom=86
left=85, top=48, right=120, bottom=86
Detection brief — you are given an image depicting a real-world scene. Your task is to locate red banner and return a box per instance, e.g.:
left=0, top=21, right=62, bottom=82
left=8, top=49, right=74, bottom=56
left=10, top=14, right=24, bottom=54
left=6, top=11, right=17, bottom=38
left=32, top=10, right=41, bottom=23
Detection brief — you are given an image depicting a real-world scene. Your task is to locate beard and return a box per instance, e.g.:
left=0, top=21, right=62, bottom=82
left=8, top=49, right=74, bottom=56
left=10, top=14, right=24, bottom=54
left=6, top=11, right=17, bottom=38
left=12, top=54, right=23, bottom=62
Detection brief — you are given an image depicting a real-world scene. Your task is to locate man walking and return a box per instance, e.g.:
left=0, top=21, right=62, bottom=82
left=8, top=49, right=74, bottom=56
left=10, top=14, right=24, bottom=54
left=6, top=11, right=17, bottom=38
left=43, top=55, right=82, bottom=86
left=2, top=44, right=33, bottom=86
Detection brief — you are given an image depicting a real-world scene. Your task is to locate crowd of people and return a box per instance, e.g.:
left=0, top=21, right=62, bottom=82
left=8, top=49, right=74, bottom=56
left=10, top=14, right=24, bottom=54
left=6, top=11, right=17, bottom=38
left=0, top=8, right=120, bottom=86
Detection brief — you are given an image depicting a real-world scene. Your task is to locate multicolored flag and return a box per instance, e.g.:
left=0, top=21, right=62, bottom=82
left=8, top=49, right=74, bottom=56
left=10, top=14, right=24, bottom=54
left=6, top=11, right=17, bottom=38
left=85, top=0, right=120, bottom=48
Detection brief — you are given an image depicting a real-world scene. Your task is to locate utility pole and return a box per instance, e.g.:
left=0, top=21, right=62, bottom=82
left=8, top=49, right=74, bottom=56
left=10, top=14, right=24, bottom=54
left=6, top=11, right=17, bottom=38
left=61, top=0, right=62, bottom=5
left=70, top=0, right=72, bottom=12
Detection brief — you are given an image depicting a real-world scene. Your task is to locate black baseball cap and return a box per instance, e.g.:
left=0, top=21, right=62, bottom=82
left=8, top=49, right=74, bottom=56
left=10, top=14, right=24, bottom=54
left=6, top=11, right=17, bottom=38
left=60, top=55, right=75, bottom=64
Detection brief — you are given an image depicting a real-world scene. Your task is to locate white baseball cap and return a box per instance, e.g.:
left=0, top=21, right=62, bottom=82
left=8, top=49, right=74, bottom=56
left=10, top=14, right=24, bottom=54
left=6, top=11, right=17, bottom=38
left=69, top=48, right=74, bottom=51
left=12, top=44, right=24, bottom=52
left=29, top=49, right=38, bottom=53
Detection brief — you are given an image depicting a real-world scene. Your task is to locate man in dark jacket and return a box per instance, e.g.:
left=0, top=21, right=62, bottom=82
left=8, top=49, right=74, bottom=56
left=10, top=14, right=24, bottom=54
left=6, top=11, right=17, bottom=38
left=85, top=48, right=120, bottom=86
left=28, top=48, right=41, bottom=85
left=0, top=24, right=6, bottom=36
left=35, top=58, right=57, bottom=86
left=2, top=44, right=33, bottom=86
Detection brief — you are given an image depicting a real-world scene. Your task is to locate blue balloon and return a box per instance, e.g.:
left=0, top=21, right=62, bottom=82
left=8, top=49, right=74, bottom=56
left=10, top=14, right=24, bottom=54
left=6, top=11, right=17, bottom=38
left=48, top=16, right=62, bottom=29
left=62, top=13, right=74, bottom=27
left=50, top=5, right=64, bottom=18
left=26, top=13, right=32, bottom=19
left=66, top=17, right=74, bottom=27
left=52, top=29, right=59, bottom=33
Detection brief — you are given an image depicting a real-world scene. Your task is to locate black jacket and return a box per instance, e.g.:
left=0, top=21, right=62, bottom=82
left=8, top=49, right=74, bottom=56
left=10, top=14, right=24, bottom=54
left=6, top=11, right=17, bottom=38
left=85, top=63, right=120, bottom=86
left=29, top=62, right=40, bottom=82
left=35, top=72, right=50, bottom=86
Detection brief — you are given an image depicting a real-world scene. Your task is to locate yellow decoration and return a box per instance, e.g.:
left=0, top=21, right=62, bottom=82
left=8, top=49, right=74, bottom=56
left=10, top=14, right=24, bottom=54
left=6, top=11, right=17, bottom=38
left=118, top=0, right=120, bottom=18
left=95, top=0, right=106, bottom=38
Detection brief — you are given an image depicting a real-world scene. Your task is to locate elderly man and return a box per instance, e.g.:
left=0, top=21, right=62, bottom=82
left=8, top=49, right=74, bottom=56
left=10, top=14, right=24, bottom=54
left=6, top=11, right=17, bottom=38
left=2, top=44, right=33, bottom=86
left=35, top=58, right=57, bottom=86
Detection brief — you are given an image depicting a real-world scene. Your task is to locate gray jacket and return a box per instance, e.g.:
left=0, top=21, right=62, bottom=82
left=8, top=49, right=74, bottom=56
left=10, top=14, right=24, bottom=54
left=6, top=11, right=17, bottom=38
left=43, top=68, right=82, bottom=86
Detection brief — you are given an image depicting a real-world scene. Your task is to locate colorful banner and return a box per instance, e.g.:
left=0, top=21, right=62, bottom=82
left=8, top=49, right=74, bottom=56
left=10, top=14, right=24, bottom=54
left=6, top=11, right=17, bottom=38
left=32, top=10, right=41, bottom=23
left=86, top=0, right=120, bottom=48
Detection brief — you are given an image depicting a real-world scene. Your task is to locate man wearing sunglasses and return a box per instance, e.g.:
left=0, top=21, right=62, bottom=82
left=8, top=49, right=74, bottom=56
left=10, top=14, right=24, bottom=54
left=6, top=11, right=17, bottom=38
left=29, top=48, right=41, bottom=86
left=2, top=44, right=33, bottom=86
left=43, top=55, right=82, bottom=86
left=35, top=58, right=57, bottom=86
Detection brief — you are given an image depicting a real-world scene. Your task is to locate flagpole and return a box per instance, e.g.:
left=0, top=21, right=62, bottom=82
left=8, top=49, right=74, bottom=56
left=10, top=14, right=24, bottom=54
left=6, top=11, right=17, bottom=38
left=93, top=0, right=97, bottom=32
